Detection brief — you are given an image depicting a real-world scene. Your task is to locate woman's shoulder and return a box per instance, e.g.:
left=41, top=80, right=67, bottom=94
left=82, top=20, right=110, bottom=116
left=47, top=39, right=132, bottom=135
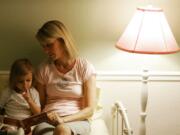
left=76, top=57, right=92, bottom=66
left=36, top=58, right=53, bottom=73
left=38, top=59, right=52, bottom=68
left=75, top=57, right=96, bottom=72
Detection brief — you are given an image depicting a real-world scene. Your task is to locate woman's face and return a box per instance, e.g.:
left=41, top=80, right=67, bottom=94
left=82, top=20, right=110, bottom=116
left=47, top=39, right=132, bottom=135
left=15, top=72, right=32, bottom=92
left=41, top=39, right=65, bottom=61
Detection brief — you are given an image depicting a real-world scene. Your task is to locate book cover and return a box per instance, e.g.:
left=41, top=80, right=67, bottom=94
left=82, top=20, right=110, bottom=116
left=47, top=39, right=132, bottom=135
left=0, top=112, right=48, bottom=133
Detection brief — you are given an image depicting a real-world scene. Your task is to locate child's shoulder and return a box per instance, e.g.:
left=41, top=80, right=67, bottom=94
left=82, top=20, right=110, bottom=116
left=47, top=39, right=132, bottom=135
left=29, top=87, right=39, bottom=98
left=29, top=87, right=38, bottom=93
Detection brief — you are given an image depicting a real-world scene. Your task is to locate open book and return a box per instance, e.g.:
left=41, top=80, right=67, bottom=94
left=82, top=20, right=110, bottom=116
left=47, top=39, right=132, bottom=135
left=0, top=112, right=48, bottom=133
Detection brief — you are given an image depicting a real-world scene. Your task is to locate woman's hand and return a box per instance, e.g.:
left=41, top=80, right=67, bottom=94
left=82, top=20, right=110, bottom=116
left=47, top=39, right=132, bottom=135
left=47, top=111, right=64, bottom=126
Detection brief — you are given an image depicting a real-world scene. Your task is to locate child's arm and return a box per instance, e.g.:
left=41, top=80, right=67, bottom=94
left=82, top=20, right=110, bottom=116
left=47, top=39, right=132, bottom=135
left=22, top=89, right=41, bottom=115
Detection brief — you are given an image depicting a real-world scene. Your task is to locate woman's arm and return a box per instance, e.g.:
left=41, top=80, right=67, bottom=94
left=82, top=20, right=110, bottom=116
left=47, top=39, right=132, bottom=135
left=35, top=82, right=47, bottom=110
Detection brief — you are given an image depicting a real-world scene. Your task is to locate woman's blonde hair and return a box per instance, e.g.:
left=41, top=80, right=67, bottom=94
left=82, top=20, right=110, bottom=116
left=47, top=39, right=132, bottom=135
left=36, top=20, right=78, bottom=59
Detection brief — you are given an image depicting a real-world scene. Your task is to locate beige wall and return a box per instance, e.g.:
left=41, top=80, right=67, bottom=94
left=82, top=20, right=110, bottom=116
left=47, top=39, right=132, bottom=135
left=0, top=1, right=180, bottom=135
left=0, top=0, right=180, bottom=71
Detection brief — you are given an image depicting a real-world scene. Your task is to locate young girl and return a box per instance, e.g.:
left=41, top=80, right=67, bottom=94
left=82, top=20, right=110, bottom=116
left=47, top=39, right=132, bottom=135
left=0, top=58, right=41, bottom=135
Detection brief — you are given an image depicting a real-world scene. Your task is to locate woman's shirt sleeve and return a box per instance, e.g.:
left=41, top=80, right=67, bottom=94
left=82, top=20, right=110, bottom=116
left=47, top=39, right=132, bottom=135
left=78, top=58, right=96, bottom=82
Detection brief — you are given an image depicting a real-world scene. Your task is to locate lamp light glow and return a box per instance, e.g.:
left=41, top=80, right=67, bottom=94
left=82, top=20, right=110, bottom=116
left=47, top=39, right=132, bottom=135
left=115, top=6, right=180, bottom=135
left=116, top=6, right=180, bottom=54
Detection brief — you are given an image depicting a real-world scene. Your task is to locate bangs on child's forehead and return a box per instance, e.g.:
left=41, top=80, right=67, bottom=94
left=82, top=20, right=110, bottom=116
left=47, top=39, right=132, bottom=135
left=19, top=69, right=33, bottom=76
left=15, top=65, right=33, bottom=77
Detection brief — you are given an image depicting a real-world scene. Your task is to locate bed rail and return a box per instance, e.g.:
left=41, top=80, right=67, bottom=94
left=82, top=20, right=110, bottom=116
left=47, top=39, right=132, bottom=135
left=112, top=101, right=133, bottom=135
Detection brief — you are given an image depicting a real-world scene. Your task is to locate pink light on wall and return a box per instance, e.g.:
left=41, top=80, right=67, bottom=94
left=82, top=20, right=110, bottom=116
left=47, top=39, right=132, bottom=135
left=116, top=6, right=180, bottom=54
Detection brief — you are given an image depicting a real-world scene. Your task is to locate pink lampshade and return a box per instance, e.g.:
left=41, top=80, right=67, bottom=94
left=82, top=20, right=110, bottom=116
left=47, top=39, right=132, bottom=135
left=116, top=6, right=180, bottom=54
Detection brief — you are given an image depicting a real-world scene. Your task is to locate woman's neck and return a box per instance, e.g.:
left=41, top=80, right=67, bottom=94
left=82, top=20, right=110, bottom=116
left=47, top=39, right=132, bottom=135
left=54, top=58, right=76, bottom=74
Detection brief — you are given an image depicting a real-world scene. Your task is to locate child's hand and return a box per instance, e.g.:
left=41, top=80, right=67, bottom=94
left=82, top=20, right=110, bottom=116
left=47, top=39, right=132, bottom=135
left=22, top=89, right=32, bottom=102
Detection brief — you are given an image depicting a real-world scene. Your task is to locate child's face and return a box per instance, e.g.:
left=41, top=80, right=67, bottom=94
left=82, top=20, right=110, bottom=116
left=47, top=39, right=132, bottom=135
left=15, top=72, right=33, bottom=91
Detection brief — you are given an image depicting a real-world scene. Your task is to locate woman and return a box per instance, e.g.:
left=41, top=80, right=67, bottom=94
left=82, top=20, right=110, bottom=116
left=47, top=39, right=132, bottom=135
left=33, top=20, right=96, bottom=135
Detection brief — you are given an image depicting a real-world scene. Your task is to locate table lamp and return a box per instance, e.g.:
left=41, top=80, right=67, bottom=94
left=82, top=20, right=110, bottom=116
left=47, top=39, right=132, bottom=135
left=116, top=6, right=180, bottom=135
